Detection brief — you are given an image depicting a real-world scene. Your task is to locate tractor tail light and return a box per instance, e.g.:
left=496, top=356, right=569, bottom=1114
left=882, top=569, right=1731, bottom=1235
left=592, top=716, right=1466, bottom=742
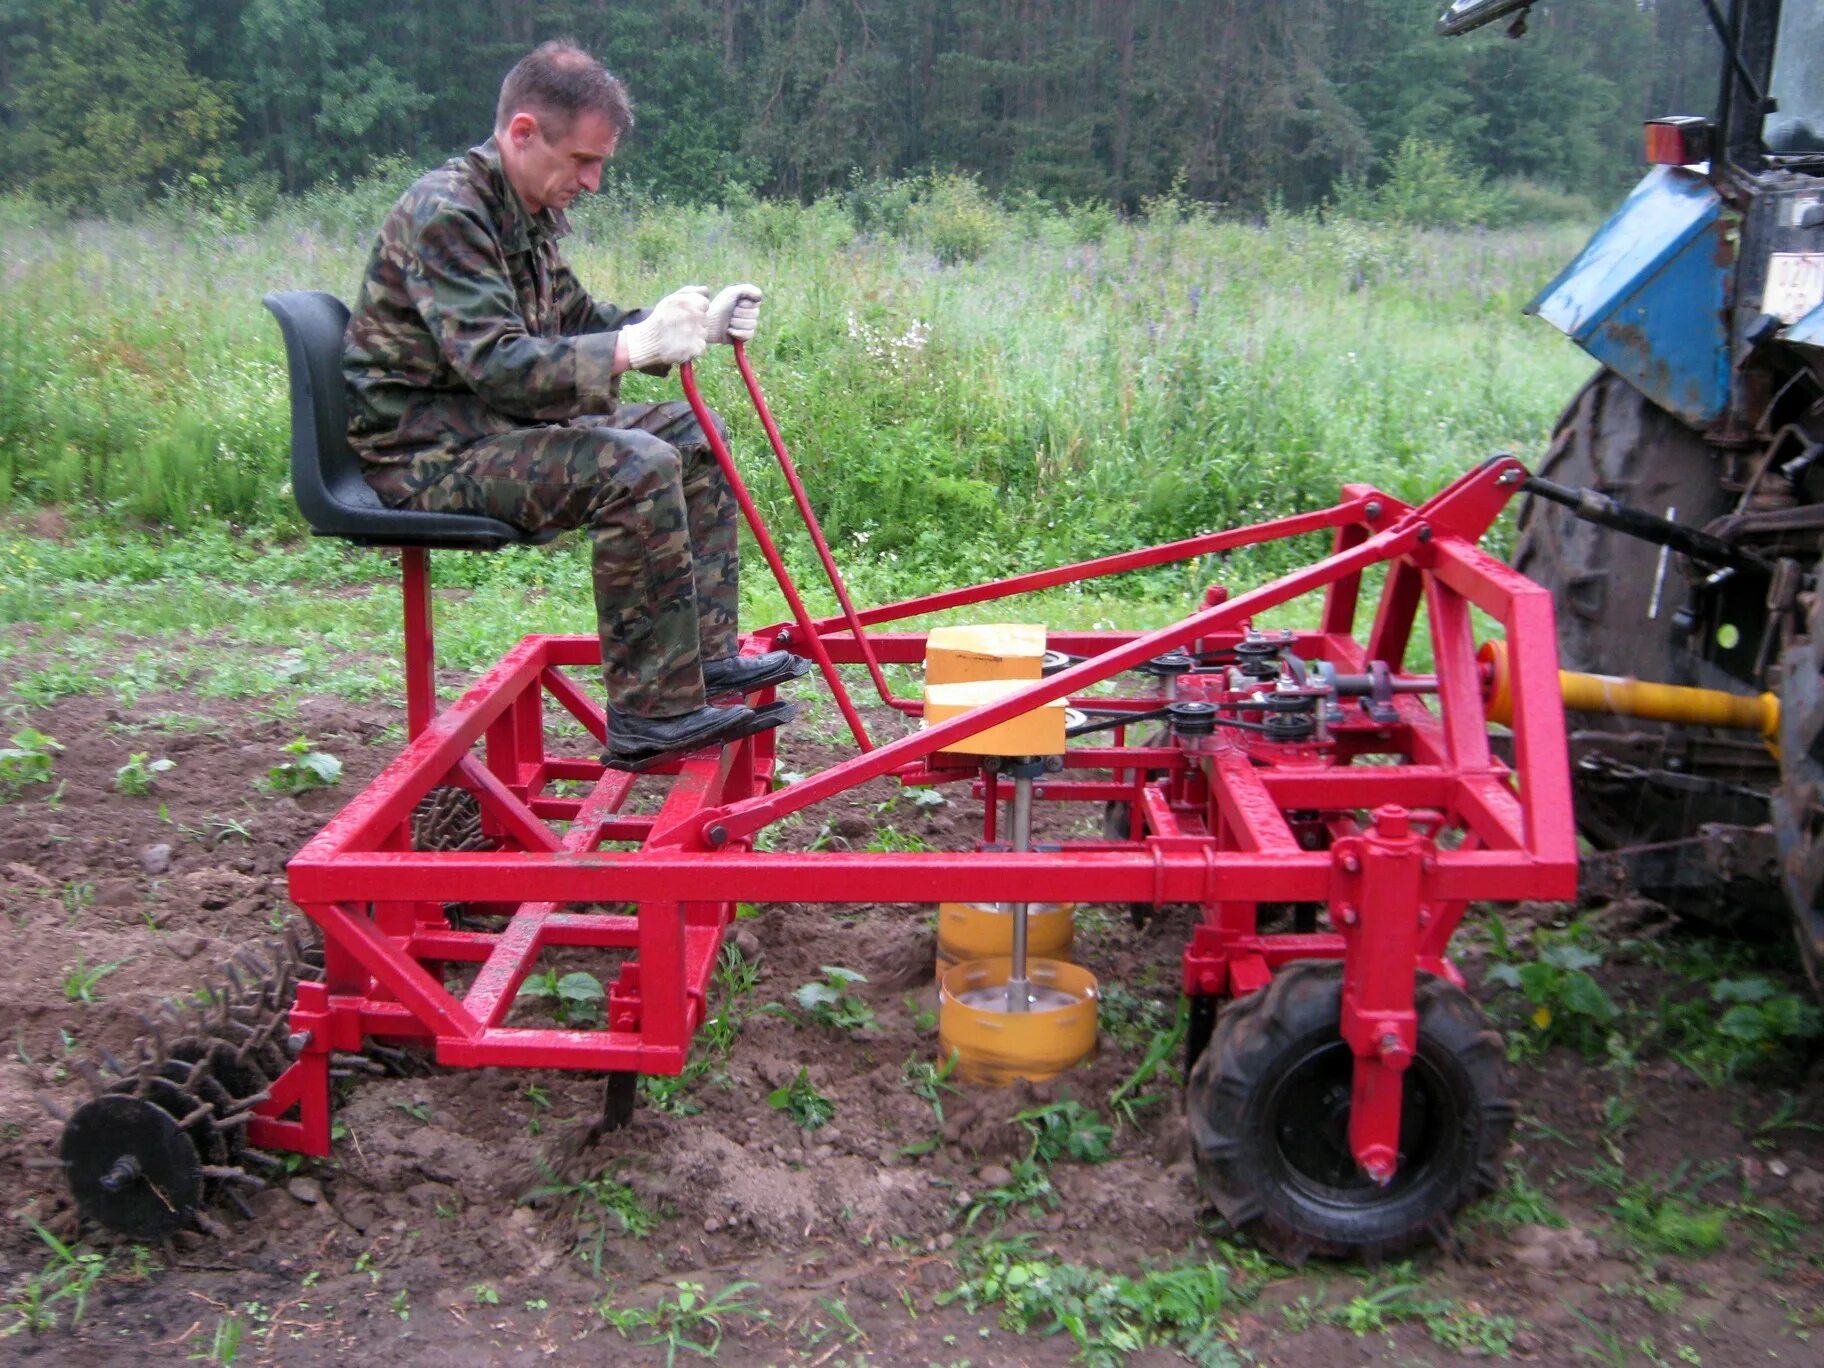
left=1645, top=116, right=1713, bottom=167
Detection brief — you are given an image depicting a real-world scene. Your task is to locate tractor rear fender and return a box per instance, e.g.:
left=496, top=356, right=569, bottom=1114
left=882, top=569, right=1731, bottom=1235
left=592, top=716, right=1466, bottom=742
left=1528, top=166, right=1734, bottom=430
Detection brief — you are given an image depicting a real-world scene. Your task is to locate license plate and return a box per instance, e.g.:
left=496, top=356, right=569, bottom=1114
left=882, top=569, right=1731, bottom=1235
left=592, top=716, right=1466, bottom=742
left=1764, top=252, right=1824, bottom=324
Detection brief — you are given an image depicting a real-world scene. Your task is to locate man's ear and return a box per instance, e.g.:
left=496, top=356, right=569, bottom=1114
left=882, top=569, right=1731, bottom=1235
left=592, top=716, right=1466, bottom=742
left=504, top=111, right=540, bottom=148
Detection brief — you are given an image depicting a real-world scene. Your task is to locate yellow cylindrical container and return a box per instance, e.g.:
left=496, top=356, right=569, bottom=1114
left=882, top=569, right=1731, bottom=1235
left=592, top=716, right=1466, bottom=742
left=935, top=901, right=1074, bottom=977
left=938, top=957, right=1099, bottom=1086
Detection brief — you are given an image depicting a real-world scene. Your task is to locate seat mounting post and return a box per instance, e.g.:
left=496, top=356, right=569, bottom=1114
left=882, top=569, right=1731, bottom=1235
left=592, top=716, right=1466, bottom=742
left=402, top=548, right=436, bottom=738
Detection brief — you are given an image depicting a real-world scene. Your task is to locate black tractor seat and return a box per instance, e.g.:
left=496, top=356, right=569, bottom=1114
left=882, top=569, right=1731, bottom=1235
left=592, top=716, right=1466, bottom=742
left=263, top=289, right=552, bottom=550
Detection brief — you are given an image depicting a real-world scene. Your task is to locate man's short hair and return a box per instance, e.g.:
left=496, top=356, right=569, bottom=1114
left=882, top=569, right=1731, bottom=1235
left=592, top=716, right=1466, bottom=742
left=496, top=41, right=634, bottom=141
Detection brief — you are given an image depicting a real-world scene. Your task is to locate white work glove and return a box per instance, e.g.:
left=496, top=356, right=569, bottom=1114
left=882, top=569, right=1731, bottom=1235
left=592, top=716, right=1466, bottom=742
left=621, top=285, right=710, bottom=369
left=706, top=282, right=763, bottom=345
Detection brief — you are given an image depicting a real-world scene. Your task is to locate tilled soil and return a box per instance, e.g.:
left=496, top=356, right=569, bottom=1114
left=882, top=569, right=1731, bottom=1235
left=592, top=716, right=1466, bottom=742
left=2, top=679, right=1822, bottom=1365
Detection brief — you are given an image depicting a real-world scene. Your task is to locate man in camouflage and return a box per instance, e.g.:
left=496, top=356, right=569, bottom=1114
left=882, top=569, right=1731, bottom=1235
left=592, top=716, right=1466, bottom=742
left=345, top=40, right=806, bottom=764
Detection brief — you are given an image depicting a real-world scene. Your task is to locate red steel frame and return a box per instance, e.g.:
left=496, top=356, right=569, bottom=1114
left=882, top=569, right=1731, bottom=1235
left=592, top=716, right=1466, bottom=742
left=265, top=356, right=1576, bottom=1186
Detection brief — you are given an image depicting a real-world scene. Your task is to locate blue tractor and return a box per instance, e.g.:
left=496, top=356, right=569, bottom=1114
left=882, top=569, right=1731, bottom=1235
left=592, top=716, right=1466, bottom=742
left=1441, top=1, right=1824, bottom=989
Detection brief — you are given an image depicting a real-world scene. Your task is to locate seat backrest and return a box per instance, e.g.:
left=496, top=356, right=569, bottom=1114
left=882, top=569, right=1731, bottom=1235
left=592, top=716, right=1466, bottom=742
left=263, top=290, right=386, bottom=532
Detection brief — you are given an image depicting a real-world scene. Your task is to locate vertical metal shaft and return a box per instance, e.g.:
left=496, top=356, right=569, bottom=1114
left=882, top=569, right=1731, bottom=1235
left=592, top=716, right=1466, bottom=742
left=1006, top=772, right=1034, bottom=1012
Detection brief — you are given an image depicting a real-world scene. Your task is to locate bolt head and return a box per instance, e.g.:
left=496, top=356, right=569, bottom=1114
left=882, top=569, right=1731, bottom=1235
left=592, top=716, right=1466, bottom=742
left=1358, top=1145, right=1397, bottom=1185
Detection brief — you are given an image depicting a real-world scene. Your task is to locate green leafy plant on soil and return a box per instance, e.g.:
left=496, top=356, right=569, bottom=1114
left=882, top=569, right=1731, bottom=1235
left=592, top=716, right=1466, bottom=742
left=1661, top=976, right=1823, bottom=1083
left=193, top=1311, right=243, bottom=1363
left=767, top=1067, right=835, bottom=1131
left=1, top=1222, right=109, bottom=1336
left=1581, top=1161, right=1732, bottom=1259
left=62, top=951, right=129, bottom=1003
left=258, top=737, right=342, bottom=795
left=1108, top=998, right=1187, bottom=1129
left=900, top=1048, right=962, bottom=1144
left=642, top=944, right=759, bottom=1115
left=1098, top=982, right=1170, bottom=1051
left=1468, top=1161, right=1567, bottom=1233
left=0, top=728, right=61, bottom=799
left=114, top=752, right=175, bottom=796
left=1281, top=1265, right=1520, bottom=1355
left=598, top=1279, right=767, bottom=1366
left=791, top=965, right=875, bottom=1031
left=861, top=825, right=936, bottom=852
left=519, top=1163, right=659, bottom=1279
left=1012, top=1095, right=1114, bottom=1164
left=1485, top=940, right=1618, bottom=1057
left=515, top=968, right=605, bottom=1027
left=962, top=1156, right=1056, bottom=1230
left=940, top=1236, right=1259, bottom=1367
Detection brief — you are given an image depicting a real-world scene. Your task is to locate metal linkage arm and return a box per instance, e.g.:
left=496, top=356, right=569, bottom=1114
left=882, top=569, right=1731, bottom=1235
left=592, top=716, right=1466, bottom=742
left=679, top=362, right=874, bottom=751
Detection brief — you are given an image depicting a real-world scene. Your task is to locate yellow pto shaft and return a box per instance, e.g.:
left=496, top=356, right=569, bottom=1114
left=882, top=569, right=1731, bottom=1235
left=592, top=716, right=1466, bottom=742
left=1479, top=640, right=1780, bottom=743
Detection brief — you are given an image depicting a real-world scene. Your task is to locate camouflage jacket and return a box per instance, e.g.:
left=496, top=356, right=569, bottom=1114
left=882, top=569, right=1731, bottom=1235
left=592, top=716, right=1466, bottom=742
left=344, top=138, right=644, bottom=465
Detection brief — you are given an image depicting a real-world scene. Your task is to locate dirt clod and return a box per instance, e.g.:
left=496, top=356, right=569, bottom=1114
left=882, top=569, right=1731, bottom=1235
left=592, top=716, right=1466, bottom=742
left=1510, top=1221, right=1601, bottom=1272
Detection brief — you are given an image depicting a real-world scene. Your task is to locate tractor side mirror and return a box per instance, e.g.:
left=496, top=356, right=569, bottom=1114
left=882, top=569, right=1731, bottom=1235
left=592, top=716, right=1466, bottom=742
left=1436, top=0, right=1534, bottom=38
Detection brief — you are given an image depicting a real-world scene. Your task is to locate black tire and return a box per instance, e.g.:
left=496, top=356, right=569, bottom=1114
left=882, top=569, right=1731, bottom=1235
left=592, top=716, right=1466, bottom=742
left=1771, top=595, right=1824, bottom=1004
left=1513, top=369, right=1765, bottom=848
left=1186, top=962, right=1512, bottom=1261
left=1514, top=369, right=1733, bottom=686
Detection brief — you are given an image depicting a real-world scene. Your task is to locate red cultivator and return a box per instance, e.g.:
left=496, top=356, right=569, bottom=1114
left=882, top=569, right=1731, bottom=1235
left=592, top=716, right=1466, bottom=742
left=60, top=334, right=1577, bottom=1258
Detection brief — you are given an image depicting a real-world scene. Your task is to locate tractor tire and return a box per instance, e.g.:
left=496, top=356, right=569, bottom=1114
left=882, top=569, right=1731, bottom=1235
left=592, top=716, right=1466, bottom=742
left=1513, top=368, right=1767, bottom=849
left=1185, top=962, right=1512, bottom=1261
left=1771, top=594, right=1824, bottom=1002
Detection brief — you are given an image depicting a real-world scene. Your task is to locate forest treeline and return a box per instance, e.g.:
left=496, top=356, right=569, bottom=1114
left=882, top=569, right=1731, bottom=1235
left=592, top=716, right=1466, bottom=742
left=0, top=0, right=1722, bottom=214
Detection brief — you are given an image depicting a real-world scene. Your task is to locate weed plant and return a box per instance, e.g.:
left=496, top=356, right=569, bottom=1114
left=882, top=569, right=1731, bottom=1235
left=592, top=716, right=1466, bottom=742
left=62, top=951, right=128, bottom=1003
left=1012, top=1096, right=1114, bottom=1164
left=766, top=1067, right=835, bottom=1131
left=598, top=1279, right=766, bottom=1365
left=942, top=1236, right=1262, bottom=1367
left=519, top=1163, right=658, bottom=1279
left=0, top=1224, right=110, bottom=1336
left=791, top=965, right=875, bottom=1032
left=257, top=737, right=342, bottom=795
left=515, top=968, right=606, bottom=1028
left=640, top=944, right=760, bottom=1115
left=899, top=1049, right=961, bottom=1153
left=114, top=751, right=174, bottom=795
left=0, top=728, right=61, bottom=798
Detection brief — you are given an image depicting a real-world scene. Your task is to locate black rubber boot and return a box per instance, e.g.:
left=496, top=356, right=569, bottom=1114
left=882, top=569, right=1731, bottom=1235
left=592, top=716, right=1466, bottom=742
left=602, top=700, right=799, bottom=773
left=605, top=703, right=755, bottom=765
left=702, top=651, right=814, bottom=696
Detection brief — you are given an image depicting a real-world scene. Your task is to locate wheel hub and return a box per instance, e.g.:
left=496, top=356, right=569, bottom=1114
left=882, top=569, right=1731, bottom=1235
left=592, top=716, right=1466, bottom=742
left=1267, top=1040, right=1439, bottom=1199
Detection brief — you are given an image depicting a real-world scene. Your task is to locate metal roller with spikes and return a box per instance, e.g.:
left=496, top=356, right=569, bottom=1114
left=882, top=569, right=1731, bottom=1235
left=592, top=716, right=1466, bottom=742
left=50, top=923, right=323, bottom=1240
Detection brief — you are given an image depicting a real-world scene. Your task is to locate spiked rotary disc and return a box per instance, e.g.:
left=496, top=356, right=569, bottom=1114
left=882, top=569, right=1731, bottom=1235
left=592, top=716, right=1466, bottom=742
left=60, top=1093, right=204, bottom=1241
left=52, top=922, right=320, bottom=1237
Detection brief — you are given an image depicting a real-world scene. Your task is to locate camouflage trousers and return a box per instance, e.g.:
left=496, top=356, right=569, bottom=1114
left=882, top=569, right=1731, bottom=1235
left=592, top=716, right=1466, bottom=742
left=366, top=401, right=739, bottom=716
